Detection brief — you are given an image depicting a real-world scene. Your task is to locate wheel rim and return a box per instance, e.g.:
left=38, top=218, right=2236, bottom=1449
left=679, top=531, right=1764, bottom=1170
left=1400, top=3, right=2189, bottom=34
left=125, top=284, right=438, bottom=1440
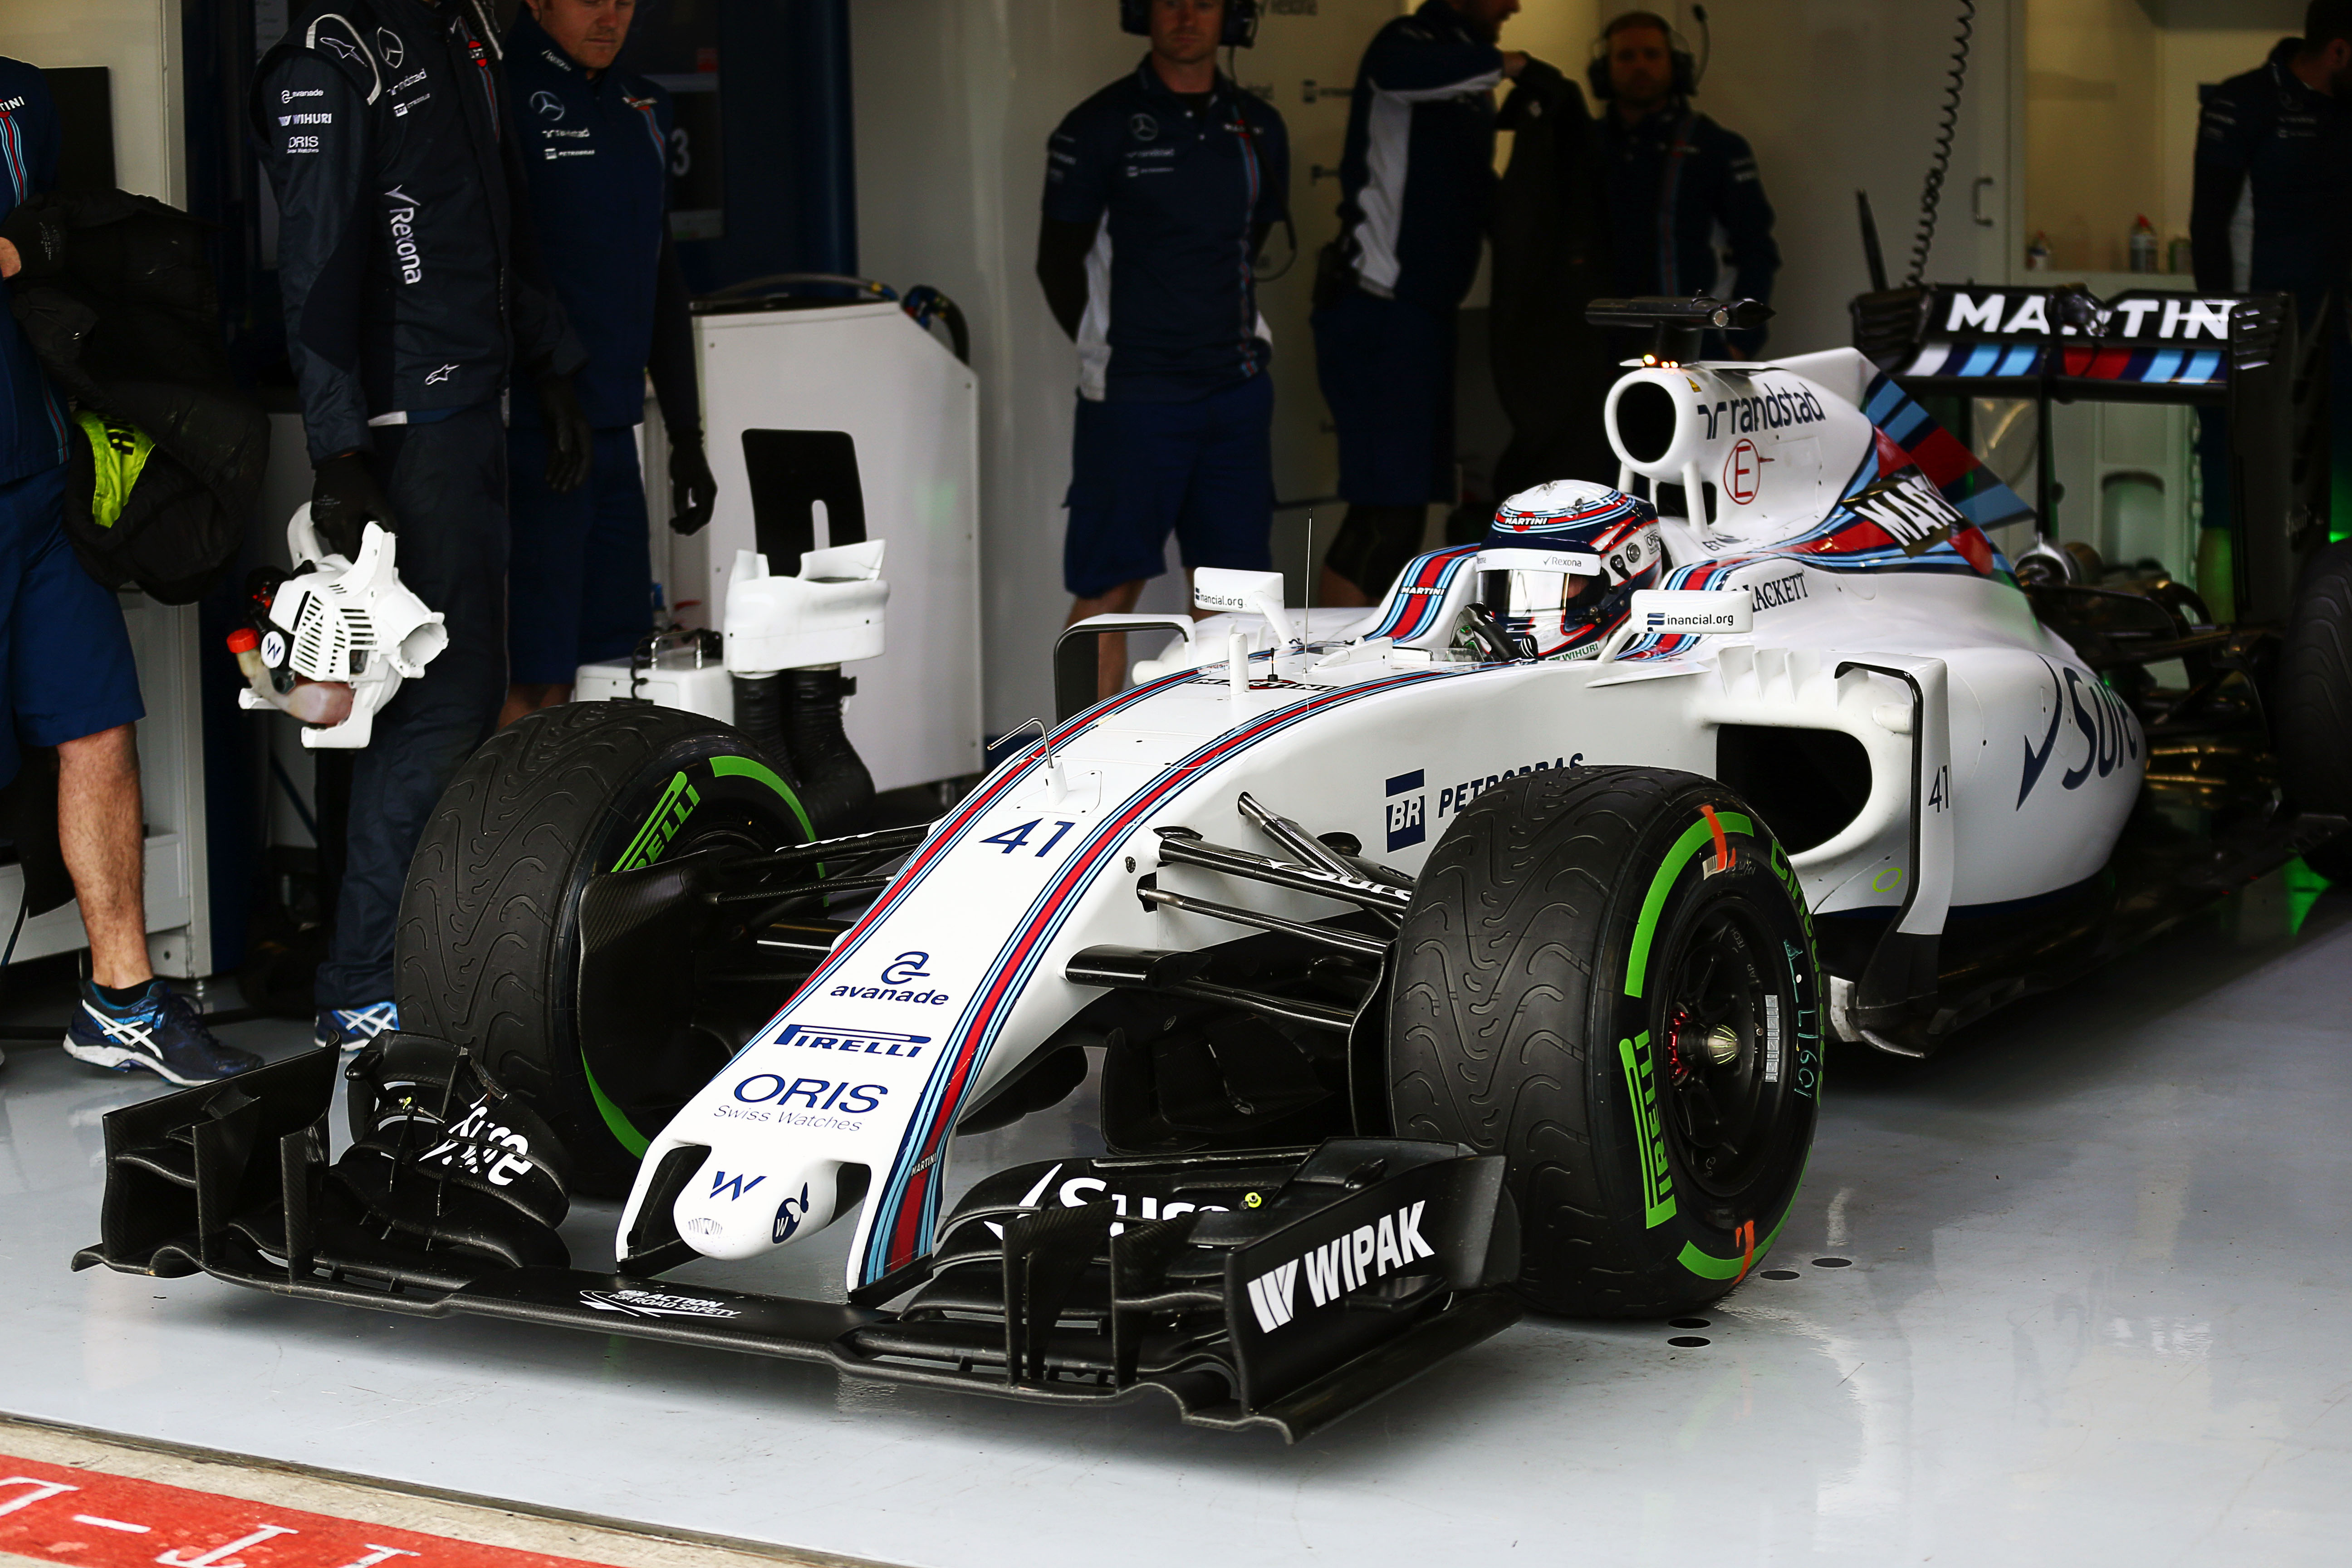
left=1655, top=894, right=1795, bottom=1201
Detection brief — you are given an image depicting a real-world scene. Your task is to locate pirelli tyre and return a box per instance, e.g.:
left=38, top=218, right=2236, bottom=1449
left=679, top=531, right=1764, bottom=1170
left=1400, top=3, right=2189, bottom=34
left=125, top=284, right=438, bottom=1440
left=2279, top=540, right=2352, bottom=882
left=394, top=703, right=813, bottom=1196
left=1387, top=766, right=1822, bottom=1317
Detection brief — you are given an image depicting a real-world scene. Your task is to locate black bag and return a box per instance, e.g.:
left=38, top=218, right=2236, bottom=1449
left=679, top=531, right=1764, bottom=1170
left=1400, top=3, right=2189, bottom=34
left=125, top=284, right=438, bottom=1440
left=5, top=191, right=267, bottom=604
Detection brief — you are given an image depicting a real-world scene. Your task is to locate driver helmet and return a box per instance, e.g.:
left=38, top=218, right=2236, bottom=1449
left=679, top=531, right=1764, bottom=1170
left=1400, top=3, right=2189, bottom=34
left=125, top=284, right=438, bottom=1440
left=1480, top=480, right=1666, bottom=654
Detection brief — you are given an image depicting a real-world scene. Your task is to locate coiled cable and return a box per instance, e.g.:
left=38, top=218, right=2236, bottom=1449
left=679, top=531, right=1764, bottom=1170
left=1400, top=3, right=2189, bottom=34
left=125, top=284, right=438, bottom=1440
left=1907, top=0, right=1976, bottom=286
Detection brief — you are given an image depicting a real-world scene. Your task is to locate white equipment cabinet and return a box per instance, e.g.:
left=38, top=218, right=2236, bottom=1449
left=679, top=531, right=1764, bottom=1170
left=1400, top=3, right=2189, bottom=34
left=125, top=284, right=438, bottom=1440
left=691, top=301, right=982, bottom=793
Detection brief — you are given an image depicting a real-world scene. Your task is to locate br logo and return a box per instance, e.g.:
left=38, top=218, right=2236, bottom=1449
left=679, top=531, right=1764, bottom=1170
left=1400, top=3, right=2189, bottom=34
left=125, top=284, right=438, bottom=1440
left=1385, top=770, right=1426, bottom=852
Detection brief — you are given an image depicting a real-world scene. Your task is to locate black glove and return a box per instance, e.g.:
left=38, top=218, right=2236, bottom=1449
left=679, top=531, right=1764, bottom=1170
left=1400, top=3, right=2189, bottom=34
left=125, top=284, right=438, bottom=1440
left=667, top=426, right=716, bottom=534
left=309, top=451, right=397, bottom=560
left=0, top=194, right=64, bottom=282
left=535, top=371, right=592, bottom=494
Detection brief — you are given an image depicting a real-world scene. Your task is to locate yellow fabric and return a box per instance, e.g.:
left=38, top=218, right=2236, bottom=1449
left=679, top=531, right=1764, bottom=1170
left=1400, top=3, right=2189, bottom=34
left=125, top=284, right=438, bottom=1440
left=75, top=411, right=155, bottom=529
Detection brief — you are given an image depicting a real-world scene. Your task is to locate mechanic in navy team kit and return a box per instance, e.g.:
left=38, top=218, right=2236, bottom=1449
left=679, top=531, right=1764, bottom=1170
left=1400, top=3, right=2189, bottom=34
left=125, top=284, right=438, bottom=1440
left=2191, top=0, right=2352, bottom=570
left=255, top=0, right=589, bottom=1053
left=1593, top=10, right=1778, bottom=355
left=496, top=0, right=717, bottom=728
left=1039, top=0, right=1290, bottom=696
left=1312, top=0, right=1529, bottom=609
left=0, top=61, right=257, bottom=1083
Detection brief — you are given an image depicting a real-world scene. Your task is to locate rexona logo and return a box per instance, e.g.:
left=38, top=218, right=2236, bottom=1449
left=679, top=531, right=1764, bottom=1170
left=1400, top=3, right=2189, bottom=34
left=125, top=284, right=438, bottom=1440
left=580, top=1289, right=740, bottom=1320
left=775, top=1023, right=930, bottom=1059
left=1245, top=1200, right=1440, bottom=1332
left=1384, top=770, right=1426, bottom=852
left=382, top=186, right=424, bottom=284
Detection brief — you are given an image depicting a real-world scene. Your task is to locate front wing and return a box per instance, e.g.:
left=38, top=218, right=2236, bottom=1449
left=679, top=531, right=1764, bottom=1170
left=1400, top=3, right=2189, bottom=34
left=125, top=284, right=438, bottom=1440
left=73, top=1047, right=1521, bottom=1442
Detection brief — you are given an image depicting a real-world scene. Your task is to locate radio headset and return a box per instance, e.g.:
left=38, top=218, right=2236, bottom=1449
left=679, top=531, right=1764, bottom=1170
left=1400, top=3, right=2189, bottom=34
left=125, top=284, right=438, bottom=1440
left=1587, top=6, right=1709, bottom=101
left=1119, top=0, right=1260, bottom=48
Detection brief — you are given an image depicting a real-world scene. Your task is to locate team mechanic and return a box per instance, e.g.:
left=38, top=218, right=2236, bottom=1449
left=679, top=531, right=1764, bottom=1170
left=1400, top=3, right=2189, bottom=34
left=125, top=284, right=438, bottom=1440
left=2190, top=0, right=2352, bottom=578
left=497, top=0, right=717, bottom=728
left=255, top=0, right=591, bottom=1053
left=1312, top=0, right=1530, bottom=610
left=0, top=60, right=257, bottom=1082
left=1592, top=10, right=1778, bottom=358
left=1037, top=0, right=1290, bottom=700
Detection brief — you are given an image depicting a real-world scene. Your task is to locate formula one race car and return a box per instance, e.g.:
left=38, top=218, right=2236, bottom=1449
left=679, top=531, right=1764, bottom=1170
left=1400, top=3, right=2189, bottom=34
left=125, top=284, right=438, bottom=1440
left=80, top=292, right=2350, bottom=1440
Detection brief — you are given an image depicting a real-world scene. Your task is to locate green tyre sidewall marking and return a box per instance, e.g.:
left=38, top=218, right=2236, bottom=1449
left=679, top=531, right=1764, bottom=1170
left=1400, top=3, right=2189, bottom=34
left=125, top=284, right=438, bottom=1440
left=1606, top=801, right=1821, bottom=1290
left=569, top=740, right=816, bottom=1163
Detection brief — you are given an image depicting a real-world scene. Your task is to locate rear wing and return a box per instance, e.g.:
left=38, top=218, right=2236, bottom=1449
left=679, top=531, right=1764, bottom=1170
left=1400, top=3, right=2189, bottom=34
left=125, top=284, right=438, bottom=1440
left=1849, top=284, right=2323, bottom=623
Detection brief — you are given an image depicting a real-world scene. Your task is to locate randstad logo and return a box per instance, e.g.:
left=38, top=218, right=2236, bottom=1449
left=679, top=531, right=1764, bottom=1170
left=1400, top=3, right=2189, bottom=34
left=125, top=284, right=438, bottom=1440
left=1245, top=1200, right=1440, bottom=1332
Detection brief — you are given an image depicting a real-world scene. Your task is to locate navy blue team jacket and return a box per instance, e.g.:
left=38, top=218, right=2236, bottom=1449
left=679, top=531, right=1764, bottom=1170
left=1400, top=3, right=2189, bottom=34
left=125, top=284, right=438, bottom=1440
left=1332, top=0, right=1504, bottom=312
left=0, top=59, right=67, bottom=488
left=1044, top=59, right=1290, bottom=403
left=2191, top=37, right=2352, bottom=318
left=502, top=11, right=672, bottom=430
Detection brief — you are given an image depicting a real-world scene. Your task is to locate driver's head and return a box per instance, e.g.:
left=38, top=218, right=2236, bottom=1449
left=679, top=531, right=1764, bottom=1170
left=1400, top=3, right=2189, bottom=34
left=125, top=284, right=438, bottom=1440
left=1482, top=480, right=1665, bottom=650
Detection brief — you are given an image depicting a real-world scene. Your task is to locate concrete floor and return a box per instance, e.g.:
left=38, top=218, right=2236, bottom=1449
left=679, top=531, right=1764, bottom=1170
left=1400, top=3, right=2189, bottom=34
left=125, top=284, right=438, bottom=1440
left=1, top=869, right=2347, bottom=1568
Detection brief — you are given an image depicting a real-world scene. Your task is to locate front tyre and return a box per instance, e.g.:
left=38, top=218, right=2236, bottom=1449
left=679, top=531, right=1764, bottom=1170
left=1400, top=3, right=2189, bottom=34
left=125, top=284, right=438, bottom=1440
left=394, top=704, right=812, bottom=1196
left=1387, top=767, right=1822, bottom=1317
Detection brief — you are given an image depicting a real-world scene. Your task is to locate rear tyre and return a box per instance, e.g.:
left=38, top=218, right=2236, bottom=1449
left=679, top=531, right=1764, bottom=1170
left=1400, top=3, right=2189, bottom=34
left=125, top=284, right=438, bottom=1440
left=394, top=704, right=811, bottom=1196
left=2279, top=540, right=2352, bottom=882
left=1387, top=767, right=1822, bottom=1317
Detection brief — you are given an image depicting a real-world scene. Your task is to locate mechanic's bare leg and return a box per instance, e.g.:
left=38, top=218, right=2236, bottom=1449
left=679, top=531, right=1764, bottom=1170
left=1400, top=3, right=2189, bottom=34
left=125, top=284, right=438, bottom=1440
left=57, top=725, right=151, bottom=990
left=1068, top=580, right=1144, bottom=701
left=498, top=682, right=573, bottom=729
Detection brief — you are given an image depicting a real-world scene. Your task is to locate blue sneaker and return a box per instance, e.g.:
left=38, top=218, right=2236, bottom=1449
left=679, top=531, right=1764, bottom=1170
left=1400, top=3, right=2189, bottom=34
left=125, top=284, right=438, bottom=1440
left=315, top=1000, right=399, bottom=1053
left=64, top=980, right=262, bottom=1085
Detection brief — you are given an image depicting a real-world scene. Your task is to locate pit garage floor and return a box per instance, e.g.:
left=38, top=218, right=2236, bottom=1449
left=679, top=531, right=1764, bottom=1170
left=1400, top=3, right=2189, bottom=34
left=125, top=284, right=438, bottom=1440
left=3, top=871, right=2349, bottom=1568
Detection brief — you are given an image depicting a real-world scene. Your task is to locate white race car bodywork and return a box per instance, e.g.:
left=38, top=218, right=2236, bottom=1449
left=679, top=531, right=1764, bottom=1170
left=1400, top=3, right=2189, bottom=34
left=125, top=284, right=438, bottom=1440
left=622, top=348, right=2146, bottom=1291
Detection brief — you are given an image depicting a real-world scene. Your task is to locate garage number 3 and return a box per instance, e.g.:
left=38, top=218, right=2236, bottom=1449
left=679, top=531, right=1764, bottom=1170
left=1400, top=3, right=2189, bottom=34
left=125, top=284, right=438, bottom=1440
left=982, top=819, right=1078, bottom=856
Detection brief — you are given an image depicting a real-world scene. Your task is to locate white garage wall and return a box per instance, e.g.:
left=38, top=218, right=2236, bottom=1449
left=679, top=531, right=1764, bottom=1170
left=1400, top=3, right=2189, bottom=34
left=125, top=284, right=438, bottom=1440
left=2, top=0, right=186, bottom=206
left=854, top=0, right=2022, bottom=732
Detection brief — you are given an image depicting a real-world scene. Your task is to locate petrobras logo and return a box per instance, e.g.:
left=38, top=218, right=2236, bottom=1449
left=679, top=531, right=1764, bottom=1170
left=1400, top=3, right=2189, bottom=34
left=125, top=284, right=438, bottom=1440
left=1244, top=1199, right=1440, bottom=1333
left=774, top=1023, right=929, bottom=1059
left=1384, top=769, right=1426, bottom=853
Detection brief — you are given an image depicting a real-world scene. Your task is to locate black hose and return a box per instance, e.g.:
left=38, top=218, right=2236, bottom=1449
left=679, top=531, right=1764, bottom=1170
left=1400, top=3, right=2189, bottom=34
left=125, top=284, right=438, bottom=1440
left=1907, top=0, right=1975, bottom=288
left=731, top=673, right=787, bottom=755
left=782, top=668, right=875, bottom=838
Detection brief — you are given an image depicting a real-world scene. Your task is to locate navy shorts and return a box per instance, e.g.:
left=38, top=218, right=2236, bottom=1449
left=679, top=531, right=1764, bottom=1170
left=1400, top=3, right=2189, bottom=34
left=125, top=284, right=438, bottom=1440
left=507, top=425, right=654, bottom=686
left=1063, top=372, right=1274, bottom=599
left=1311, top=290, right=1457, bottom=507
left=0, top=461, right=144, bottom=789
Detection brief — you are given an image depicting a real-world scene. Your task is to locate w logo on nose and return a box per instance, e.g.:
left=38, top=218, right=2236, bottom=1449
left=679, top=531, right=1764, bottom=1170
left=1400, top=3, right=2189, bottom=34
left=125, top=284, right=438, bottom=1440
left=710, top=1170, right=765, bottom=1201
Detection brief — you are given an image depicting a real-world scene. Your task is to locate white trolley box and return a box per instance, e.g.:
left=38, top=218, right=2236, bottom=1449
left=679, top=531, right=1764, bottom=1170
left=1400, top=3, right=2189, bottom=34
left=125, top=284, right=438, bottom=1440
left=693, top=299, right=983, bottom=792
